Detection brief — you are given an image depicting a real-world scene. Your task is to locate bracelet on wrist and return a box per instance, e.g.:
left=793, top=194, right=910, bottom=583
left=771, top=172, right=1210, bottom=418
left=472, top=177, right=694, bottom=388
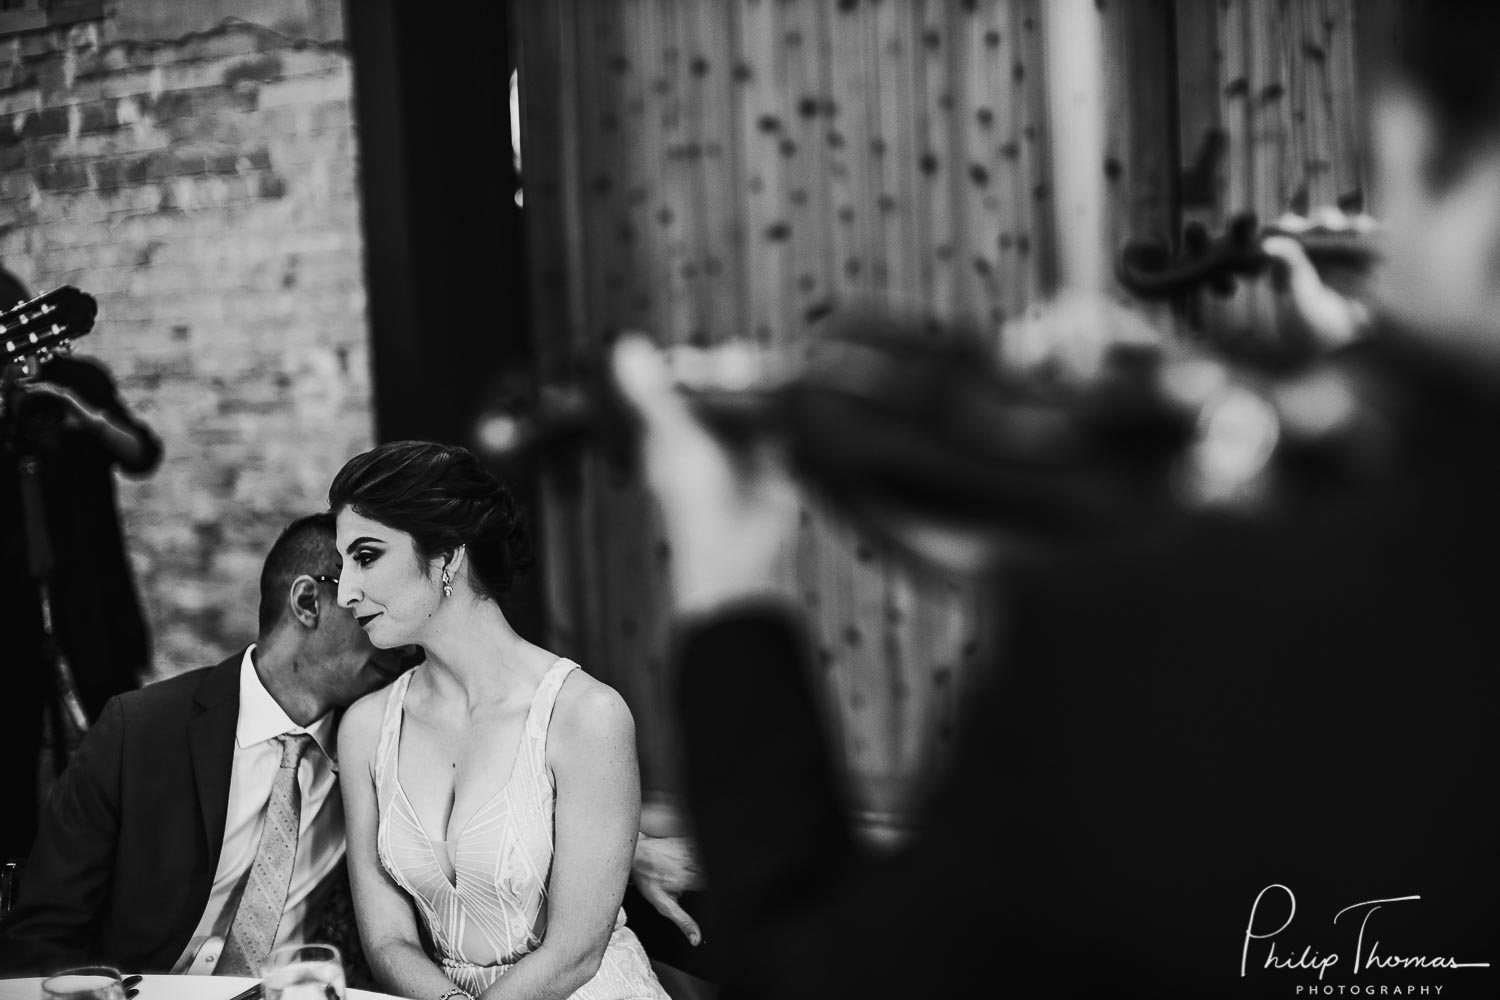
left=437, top=989, right=473, bottom=1000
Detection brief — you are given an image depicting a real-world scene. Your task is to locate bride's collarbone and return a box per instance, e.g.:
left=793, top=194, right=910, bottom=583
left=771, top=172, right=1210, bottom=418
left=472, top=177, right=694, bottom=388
left=409, top=691, right=532, bottom=739
left=409, top=709, right=525, bottom=760
left=407, top=662, right=550, bottom=722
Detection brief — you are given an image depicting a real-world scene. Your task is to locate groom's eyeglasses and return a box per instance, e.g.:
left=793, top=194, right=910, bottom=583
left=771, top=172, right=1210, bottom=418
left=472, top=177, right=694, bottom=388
left=312, top=574, right=339, bottom=587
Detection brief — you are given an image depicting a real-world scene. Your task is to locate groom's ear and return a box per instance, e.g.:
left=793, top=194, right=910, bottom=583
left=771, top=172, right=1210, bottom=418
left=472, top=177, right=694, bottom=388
left=287, top=575, right=321, bottom=628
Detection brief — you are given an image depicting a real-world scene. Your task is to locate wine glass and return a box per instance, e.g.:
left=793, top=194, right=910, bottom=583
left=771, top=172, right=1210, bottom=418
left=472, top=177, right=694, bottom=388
left=41, top=967, right=125, bottom=1000
left=261, top=943, right=346, bottom=1000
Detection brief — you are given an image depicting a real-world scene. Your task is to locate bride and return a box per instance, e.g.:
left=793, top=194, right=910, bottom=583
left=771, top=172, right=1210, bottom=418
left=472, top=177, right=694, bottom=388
left=331, top=440, right=668, bottom=1000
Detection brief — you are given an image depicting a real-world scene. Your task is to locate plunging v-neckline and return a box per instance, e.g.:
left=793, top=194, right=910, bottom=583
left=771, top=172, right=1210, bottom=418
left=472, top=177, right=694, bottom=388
left=390, top=660, right=567, bottom=887
left=370, top=654, right=667, bottom=998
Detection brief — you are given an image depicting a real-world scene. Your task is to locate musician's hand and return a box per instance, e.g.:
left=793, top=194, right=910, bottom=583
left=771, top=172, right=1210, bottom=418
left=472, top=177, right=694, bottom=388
left=631, top=834, right=706, bottom=945
left=10, top=374, right=155, bottom=467
left=1262, top=210, right=1373, bottom=348
left=15, top=378, right=97, bottom=428
left=612, top=333, right=799, bottom=617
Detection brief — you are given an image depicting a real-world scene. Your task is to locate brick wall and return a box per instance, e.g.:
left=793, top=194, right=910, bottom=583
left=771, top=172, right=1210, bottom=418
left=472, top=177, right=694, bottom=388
left=0, top=0, right=373, bottom=680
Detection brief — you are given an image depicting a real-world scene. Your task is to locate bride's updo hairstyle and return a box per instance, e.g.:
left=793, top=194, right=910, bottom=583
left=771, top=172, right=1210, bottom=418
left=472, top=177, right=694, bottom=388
left=328, top=440, right=534, bottom=602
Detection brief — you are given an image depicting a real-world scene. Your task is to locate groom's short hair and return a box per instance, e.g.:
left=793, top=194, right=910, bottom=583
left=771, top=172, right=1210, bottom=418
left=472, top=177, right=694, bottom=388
left=258, top=513, right=340, bottom=634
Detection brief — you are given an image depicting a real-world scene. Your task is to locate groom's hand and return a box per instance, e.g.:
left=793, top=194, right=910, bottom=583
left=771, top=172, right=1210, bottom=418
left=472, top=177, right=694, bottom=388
left=631, top=834, right=705, bottom=946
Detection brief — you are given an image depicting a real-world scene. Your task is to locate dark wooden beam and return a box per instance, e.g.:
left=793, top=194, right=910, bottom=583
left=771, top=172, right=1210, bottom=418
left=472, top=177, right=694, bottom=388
left=343, top=0, right=544, bottom=640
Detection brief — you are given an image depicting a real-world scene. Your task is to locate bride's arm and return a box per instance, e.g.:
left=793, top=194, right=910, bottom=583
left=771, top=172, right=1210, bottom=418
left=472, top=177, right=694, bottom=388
left=338, top=692, right=461, bottom=1000
left=478, top=676, right=642, bottom=1000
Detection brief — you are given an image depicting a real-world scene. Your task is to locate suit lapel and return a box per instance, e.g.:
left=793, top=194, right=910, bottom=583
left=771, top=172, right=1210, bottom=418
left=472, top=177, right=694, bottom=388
left=188, top=652, right=243, bottom=868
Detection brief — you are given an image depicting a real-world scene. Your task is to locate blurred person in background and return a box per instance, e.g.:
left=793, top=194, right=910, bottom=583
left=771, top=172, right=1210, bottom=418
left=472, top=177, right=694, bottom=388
left=612, top=1, right=1500, bottom=996
left=0, top=266, right=161, bottom=864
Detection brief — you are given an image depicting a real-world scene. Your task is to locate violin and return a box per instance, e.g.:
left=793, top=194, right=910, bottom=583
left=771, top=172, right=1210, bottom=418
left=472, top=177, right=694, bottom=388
left=1117, top=212, right=1381, bottom=299
left=474, top=308, right=1393, bottom=562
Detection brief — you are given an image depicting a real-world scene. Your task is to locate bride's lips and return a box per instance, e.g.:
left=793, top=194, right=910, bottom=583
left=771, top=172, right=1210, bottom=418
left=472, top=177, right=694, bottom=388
left=356, top=612, right=381, bottom=628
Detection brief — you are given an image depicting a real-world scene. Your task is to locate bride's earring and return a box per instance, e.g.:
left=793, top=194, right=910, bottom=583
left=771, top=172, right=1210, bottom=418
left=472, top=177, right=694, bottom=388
left=441, top=568, right=453, bottom=598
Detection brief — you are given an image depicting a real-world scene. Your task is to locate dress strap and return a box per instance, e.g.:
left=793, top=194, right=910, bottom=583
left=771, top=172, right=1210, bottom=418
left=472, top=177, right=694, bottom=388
left=371, top=668, right=416, bottom=787
left=525, top=659, right=578, bottom=741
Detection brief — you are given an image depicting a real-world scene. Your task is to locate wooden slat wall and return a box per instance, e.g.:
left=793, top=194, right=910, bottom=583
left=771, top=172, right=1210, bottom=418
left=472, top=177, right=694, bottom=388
left=1176, top=0, right=1372, bottom=346
left=512, top=0, right=1375, bottom=826
left=1100, top=0, right=1177, bottom=337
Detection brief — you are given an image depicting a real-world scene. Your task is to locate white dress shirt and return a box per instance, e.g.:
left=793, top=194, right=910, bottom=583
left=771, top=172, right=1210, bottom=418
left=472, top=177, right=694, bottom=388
left=172, top=646, right=347, bottom=974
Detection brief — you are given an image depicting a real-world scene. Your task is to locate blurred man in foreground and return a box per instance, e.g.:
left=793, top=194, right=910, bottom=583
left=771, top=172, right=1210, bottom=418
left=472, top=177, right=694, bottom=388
left=614, top=3, right=1499, bottom=997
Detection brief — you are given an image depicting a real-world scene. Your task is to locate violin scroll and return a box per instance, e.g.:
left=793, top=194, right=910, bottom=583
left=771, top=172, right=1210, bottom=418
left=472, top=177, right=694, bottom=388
left=1117, top=212, right=1381, bottom=300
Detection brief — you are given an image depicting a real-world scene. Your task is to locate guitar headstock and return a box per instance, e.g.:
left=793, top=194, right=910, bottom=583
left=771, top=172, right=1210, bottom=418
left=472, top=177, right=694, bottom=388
left=0, top=286, right=97, bottom=369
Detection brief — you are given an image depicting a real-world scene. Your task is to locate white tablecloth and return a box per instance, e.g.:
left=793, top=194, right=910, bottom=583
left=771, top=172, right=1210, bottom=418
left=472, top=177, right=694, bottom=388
left=0, top=976, right=404, bottom=1000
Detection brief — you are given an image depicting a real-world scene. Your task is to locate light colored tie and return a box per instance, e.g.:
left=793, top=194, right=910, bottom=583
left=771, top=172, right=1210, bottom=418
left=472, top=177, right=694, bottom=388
left=218, top=733, right=316, bottom=976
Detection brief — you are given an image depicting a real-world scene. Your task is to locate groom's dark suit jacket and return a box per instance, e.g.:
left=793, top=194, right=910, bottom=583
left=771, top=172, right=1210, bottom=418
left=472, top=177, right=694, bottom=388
left=0, top=653, right=250, bottom=973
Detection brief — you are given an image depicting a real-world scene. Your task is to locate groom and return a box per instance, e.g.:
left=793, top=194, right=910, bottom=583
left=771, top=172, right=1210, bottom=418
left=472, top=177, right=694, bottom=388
left=0, top=513, right=411, bottom=975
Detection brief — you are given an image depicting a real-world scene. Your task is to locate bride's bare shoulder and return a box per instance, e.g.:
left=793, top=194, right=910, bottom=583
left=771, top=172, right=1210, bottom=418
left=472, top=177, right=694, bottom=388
left=547, top=666, right=636, bottom=762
